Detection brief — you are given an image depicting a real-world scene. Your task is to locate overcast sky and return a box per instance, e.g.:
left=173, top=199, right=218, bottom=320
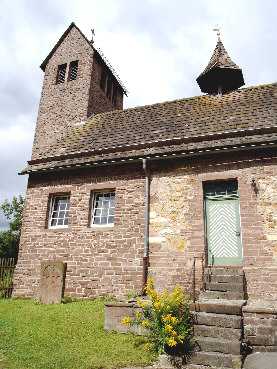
left=0, top=0, right=277, bottom=229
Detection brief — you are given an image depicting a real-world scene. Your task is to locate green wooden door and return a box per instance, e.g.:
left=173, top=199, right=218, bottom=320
left=204, top=181, right=242, bottom=266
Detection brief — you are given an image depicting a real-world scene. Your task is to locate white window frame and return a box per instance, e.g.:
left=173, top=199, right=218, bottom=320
left=48, top=195, right=70, bottom=229
left=91, top=191, right=115, bottom=227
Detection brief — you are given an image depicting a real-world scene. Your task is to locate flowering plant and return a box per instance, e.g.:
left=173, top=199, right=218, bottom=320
left=122, top=278, right=193, bottom=355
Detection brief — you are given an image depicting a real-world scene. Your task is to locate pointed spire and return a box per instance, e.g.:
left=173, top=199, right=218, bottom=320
left=196, top=38, right=244, bottom=95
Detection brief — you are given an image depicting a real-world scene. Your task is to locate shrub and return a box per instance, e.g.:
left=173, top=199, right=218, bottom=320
left=122, top=278, right=193, bottom=355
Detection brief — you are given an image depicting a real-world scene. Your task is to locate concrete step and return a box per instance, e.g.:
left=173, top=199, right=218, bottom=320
left=193, top=336, right=241, bottom=355
left=190, top=300, right=246, bottom=315
left=192, top=312, right=242, bottom=329
left=204, top=268, right=244, bottom=276
left=205, top=282, right=244, bottom=293
left=204, top=274, right=244, bottom=284
left=186, top=351, right=242, bottom=368
left=199, top=290, right=245, bottom=300
left=194, top=325, right=242, bottom=340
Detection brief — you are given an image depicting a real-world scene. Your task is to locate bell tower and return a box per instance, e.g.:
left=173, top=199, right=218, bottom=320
left=196, top=37, right=244, bottom=95
left=31, top=23, right=127, bottom=160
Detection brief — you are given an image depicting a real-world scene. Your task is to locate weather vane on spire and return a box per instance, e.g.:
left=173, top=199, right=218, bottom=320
left=91, top=29, right=95, bottom=44
left=213, top=24, right=221, bottom=36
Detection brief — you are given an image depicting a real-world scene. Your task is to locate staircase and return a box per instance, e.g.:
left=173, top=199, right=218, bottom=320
left=186, top=267, right=246, bottom=369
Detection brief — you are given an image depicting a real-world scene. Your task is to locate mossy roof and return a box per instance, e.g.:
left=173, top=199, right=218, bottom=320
left=22, top=82, right=277, bottom=173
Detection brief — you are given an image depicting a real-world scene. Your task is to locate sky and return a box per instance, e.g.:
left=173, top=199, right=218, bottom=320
left=0, top=0, right=277, bottom=230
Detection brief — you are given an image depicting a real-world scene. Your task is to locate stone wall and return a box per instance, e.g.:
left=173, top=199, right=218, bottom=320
left=243, top=301, right=277, bottom=352
left=13, top=163, right=146, bottom=299
left=14, top=148, right=277, bottom=300
left=32, top=26, right=123, bottom=160
left=148, top=149, right=277, bottom=300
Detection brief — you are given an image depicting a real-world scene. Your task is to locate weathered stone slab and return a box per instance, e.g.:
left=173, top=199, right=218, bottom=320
left=205, top=275, right=243, bottom=284
left=190, top=300, right=246, bottom=315
left=199, top=291, right=245, bottom=300
left=192, top=312, right=242, bottom=328
left=243, top=352, right=277, bottom=369
left=104, top=302, right=147, bottom=335
left=194, top=325, right=241, bottom=340
left=193, top=336, right=241, bottom=355
left=204, top=268, right=244, bottom=276
left=186, top=351, right=242, bottom=368
left=37, top=260, right=66, bottom=304
left=205, top=282, right=244, bottom=293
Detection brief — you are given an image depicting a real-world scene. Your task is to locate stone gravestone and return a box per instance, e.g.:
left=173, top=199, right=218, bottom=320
left=38, top=260, right=67, bottom=303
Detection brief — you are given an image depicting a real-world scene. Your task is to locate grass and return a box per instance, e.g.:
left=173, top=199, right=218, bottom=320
left=0, top=299, right=156, bottom=369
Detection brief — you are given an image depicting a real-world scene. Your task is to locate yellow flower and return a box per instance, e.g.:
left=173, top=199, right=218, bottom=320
left=154, top=301, right=163, bottom=311
left=142, top=320, right=149, bottom=326
left=167, top=337, right=177, bottom=347
left=136, top=311, right=141, bottom=318
left=121, top=317, right=131, bottom=325
left=171, top=316, right=177, bottom=324
left=137, top=299, right=142, bottom=306
left=165, top=324, right=173, bottom=332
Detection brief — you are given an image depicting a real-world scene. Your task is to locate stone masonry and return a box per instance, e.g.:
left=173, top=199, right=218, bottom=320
left=13, top=163, right=146, bottom=299
left=148, top=149, right=277, bottom=301
left=13, top=148, right=277, bottom=300
left=32, top=25, right=123, bottom=160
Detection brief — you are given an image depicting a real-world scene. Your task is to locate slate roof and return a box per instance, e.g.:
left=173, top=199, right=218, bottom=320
left=22, top=82, right=277, bottom=174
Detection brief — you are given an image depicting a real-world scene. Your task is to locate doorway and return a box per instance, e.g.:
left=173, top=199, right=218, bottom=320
left=204, top=180, right=243, bottom=266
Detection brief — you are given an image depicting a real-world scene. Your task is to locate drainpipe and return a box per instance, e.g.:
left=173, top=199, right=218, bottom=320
left=142, top=158, right=149, bottom=294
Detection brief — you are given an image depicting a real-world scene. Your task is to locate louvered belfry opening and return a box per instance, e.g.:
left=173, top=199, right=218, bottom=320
left=68, top=60, right=78, bottom=81
left=57, top=63, right=67, bottom=84
left=197, top=38, right=245, bottom=95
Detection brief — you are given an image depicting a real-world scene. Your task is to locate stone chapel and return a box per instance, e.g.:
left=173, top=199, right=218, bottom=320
left=13, top=23, right=277, bottom=304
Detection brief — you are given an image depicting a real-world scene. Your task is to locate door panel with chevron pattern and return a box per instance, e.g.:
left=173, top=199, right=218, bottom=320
left=205, top=181, right=242, bottom=266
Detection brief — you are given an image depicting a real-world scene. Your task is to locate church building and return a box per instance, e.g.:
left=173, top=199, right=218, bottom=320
left=13, top=23, right=277, bottom=306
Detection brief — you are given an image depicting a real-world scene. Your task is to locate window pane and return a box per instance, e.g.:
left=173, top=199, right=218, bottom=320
left=94, top=208, right=101, bottom=217
left=102, top=208, right=108, bottom=216
left=49, top=195, right=70, bottom=228
left=92, top=191, right=115, bottom=226
left=94, top=217, right=100, bottom=224
left=108, top=216, right=114, bottom=224
left=100, top=217, right=107, bottom=224
left=51, top=219, right=57, bottom=227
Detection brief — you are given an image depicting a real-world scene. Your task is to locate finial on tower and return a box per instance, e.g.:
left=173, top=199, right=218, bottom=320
left=196, top=30, right=245, bottom=95
left=90, top=29, right=95, bottom=44
left=213, top=24, right=221, bottom=37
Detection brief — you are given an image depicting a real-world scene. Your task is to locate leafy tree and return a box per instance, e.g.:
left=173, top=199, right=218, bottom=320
left=0, top=195, right=25, bottom=261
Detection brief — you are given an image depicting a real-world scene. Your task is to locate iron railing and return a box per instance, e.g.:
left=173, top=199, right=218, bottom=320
left=191, top=253, right=205, bottom=302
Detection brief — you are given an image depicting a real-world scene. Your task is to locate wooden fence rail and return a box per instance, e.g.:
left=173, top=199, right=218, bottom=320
left=0, top=258, right=15, bottom=298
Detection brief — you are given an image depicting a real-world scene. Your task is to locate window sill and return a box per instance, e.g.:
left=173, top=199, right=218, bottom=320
left=90, top=226, right=115, bottom=232
left=44, top=227, right=71, bottom=232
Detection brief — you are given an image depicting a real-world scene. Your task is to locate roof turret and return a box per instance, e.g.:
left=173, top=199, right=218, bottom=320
left=196, top=38, right=244, bottom=95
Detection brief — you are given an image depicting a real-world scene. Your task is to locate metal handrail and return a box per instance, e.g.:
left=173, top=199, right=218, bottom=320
left=192, top=253, right=205, bottom=303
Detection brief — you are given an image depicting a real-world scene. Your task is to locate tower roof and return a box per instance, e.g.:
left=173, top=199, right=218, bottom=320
left=196, top=38, right=245, bottom=94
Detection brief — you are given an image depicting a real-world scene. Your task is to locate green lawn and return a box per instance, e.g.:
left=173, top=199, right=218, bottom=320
left=0, top=299, right=156, bottom=369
